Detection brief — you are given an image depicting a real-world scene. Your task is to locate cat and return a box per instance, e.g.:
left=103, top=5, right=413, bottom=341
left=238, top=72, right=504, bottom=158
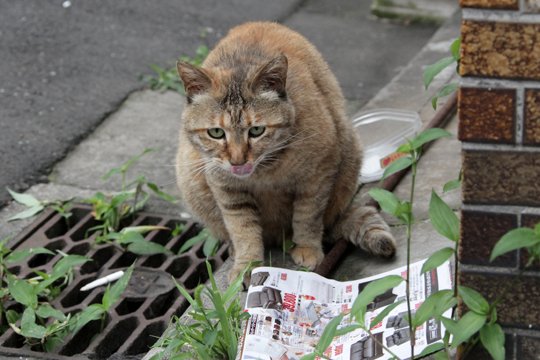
left=175, top=22, right=396, bottom=282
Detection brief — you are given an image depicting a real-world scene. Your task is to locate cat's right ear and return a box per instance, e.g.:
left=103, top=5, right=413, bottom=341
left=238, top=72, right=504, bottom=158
left=177, top=61, right=213, bottom=103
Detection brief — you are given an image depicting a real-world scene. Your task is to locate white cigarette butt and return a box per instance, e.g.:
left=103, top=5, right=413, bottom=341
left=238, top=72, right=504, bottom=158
left=81, top=270, right=125, bottom=291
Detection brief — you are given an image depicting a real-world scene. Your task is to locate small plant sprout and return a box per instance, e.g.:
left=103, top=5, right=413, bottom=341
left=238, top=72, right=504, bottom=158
left=423, top=37, right=460, bottom=109
left=142, top=44, right=210, bottom=94
left=6, top=188, right=73, bottom=223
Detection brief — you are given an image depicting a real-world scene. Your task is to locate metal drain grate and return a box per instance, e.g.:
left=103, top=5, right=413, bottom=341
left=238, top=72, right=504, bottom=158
left=0, top=204, right=228, bottom=359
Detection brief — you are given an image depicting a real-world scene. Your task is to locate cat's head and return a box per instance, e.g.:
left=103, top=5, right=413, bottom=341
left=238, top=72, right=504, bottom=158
left=177, top=55, right=295, bottom=179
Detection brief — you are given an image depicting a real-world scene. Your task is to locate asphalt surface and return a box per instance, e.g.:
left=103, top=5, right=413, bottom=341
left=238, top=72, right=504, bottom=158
left=0, top=0, right=437, bottom=206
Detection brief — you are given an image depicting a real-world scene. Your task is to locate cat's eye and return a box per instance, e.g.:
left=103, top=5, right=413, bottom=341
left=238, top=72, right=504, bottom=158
left=208, top=128, right=225, bottom=139
left=248, top=126, right=266, bottom=138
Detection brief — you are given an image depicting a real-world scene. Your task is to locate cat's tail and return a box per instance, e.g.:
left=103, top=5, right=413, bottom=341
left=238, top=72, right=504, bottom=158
left=330, top=197, right=397, bottom=257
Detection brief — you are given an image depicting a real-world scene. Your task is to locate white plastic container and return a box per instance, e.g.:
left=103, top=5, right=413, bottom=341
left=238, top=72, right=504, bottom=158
left=352, top=109, right=422, bottom=183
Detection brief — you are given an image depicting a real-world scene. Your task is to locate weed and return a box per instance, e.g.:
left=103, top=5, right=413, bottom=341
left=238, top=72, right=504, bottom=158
left=6, top=188, right=73, bottom=224
left=151, top=261, right=251, bottom=360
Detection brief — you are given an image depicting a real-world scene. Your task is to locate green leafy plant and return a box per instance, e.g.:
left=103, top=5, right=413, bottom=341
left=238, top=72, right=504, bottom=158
left=363, top=128, right=514, bottom=359
left=84, top=148, right=176, bottom=244
left=2, top=250, right=91, bottom=350
left=151, top=261, right=250, bottom=360
left=142, top=44, right=210, bottom=94
left=6, top=188, right=73, bottom=223
left=423, top=37, right=460, bottom=109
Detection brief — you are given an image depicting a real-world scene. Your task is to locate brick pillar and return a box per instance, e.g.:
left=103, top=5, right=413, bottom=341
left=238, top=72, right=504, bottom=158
left=458, top=0, right=540, bottom=358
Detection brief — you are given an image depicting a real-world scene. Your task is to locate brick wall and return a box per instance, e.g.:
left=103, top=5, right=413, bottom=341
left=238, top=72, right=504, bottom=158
left=458, top=0, right=540, bottom=358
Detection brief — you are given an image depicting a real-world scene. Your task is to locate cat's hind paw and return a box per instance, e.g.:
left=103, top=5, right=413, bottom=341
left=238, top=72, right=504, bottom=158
left=290, top=246, right=324, bottom=270
left=362, top=229, right=396, bottom=258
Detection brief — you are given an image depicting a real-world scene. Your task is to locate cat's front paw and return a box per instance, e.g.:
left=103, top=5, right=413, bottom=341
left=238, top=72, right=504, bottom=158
left=290, top=246, right=324, bottom=270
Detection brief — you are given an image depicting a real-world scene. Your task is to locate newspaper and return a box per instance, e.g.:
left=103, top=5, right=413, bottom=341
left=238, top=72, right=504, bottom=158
left=238, top=259, right=453, bottom=360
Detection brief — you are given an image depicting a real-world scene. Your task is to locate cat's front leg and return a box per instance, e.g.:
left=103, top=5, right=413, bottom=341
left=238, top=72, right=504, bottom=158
left=216, top=193, right=264, bottom=283
left=290, top=184, right=328, bottom=270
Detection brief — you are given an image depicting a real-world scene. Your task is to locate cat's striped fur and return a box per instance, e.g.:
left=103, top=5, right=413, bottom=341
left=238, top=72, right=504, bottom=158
left=176, top=22, right=396, bottom=282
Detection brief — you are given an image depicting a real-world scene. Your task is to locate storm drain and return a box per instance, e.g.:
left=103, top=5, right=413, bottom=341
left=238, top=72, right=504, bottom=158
left=0, top=204, right=228, bottom=359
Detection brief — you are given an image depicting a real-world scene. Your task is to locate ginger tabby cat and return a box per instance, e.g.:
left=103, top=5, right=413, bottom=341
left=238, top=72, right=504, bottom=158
left=176, top=22, right=396, bottom=282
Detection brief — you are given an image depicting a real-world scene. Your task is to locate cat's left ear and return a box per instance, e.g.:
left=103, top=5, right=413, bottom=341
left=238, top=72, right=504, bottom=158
left=251, top=54, right=288, bottom=99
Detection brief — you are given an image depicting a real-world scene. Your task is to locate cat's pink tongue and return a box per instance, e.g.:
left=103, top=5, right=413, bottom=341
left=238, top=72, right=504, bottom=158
left=231, top=163, right=253, bottom=176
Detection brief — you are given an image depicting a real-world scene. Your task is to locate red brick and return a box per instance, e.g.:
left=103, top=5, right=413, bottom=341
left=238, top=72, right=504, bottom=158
left=525, top=89, right=540, bottom=145
left=460, top=0, right=518, bottom=9
left=460, top=21, right=540, bottom=80
left=458, top=88, right=515, bottom=144
left=463, top=150, right=540, bottom=206
left=460, top=211, right=517, bottom=267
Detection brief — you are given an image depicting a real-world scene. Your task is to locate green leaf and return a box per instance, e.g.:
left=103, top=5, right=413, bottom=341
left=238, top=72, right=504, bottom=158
left=334, top=324, right=362, bottom=337
left=417, top=342, right=446, bottom=358
left=6, top=188, right=41, bottom=207
left=368, top=188, right=400, bottom=216
left=423, top=56, right=455, bottom=89
left=480, top=323, right=505, bottom=360
left=102, top=264, right=134, bottom=311
left=127, top=240, right=171, bottom=255
left=414, top=290, right=455, bottom=327
left=35, top=304, right=66, bottom=321
left=449, top=311, right=487, bottom=347
left=352, top=275, right=404, bottom=324
left=300, top=354, right=317, bottom=360
left=421, top=247, right=454, bottom=274
left=147, top=182, right=177, bottom=203
left=450, top=37, right=461, bottom=61
left=7, top=275, right=37, bottom=308
left=202, top=234, right=219, bottom=257
left=51, top=254, right=90, bottom=278
left=459, top=286, right=490, bottom=316
left=316, top=314, right=343, bottom=354
left=429, top=190, right=459, bottom=242
left=20, top=308, right=46, bottom=339
left=7, top=205, right=45, bottom=221
left=370, top=301, right=404, bottom=329
left=381, top=156, right=413, bottom=180
left=5, top=309, right=21, bottom=324
left=70, top=304, right=105, bottom=333
left=491, top=228, right=540, bottom=262
left=5, top=247, right=54, bottom=264
left=443, top=178, right=461, bottom=193
left=411, top=128, right=452, bottom=151
left=432, top=83, right=458, bottom=110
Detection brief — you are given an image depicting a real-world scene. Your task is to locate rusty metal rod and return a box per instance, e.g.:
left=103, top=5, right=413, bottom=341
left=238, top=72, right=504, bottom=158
left=315, top=92, right=458, bottom=278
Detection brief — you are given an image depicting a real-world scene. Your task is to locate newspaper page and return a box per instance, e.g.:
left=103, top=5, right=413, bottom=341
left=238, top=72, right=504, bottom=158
left=238, top=259, right=453, bottom=360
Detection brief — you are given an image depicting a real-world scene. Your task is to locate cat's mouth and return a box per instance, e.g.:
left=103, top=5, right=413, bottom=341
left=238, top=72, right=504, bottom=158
left=229, top=163, right=254, bottom=178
